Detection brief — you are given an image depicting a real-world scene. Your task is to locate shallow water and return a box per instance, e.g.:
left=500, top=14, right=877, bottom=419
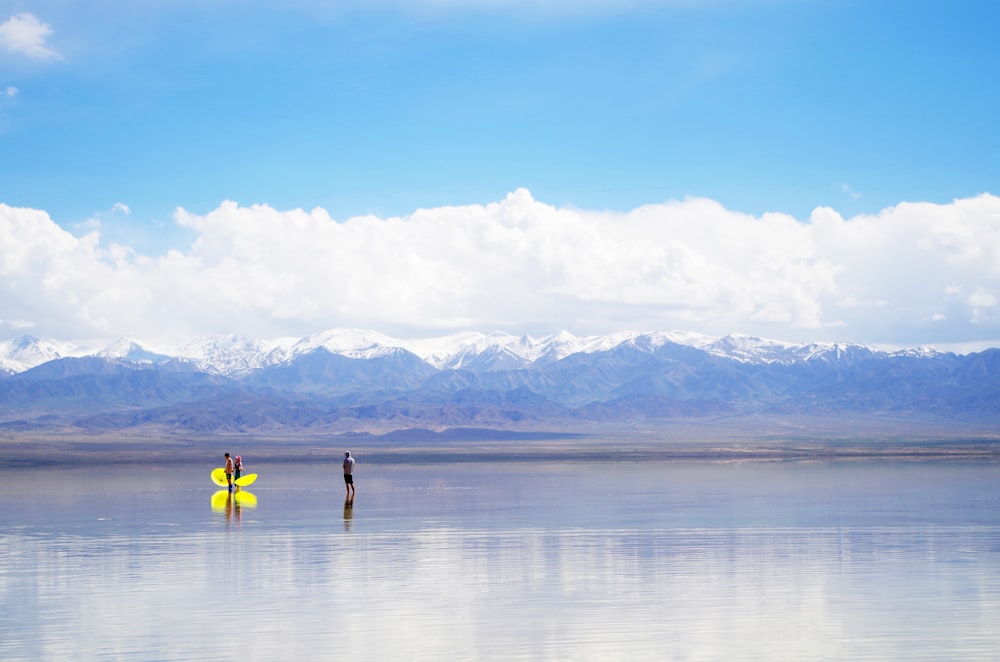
left=1, top=457, right=999, bottom=660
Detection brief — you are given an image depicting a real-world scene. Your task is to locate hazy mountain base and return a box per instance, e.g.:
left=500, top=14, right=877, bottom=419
left=2, top=414, right=998, bottom=468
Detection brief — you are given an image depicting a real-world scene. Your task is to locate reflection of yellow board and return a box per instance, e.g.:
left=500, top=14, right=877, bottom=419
left=211, top=468, right=258, bottom=487
left=234, top=491, right=257, bottom=507
left=211, top=489, right=230, bottom=510
left=211, top=490, right=258, bottom=511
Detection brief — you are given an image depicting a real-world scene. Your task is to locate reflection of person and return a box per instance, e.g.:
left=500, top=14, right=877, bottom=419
left=343, top=451, right=356, bottom=500
left=224, top=452, right=234, bottom=490
left=234, top=455, right=243, bottom=481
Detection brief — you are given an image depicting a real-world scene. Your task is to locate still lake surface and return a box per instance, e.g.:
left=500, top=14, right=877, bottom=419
left=1, top=453, right=999, bottom=660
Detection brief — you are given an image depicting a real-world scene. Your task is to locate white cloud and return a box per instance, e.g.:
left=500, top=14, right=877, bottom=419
left=968, top=289, right=997, bottom=308
left=840, top=183, right=861, bottom=200
left=4, top=86, right=16, bottom=97
left=2, top=192, right=1000, bottom=347
left=968, top=288, right=997, bottom=326
left=112, top=202, right=131, bottom=215
left=0, top=13, right=61, bottom=60
left=0, top=318, right=35, bottom=329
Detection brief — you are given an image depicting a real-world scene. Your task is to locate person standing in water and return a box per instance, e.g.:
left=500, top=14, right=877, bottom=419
left=343, top=451, right=356, bottom=501
left=224, top=452, right=234, bottom=491
left=234, top=455, right=243, bottom=482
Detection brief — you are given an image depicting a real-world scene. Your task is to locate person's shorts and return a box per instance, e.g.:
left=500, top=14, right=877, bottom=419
left=344, top=474, right=354, bottom=485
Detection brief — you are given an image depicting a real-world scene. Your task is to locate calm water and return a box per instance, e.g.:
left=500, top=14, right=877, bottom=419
left=1, top=455, right=999, bottom=660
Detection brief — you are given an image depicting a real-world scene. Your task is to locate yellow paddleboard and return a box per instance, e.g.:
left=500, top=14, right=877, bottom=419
left=235, top=473, right=257, bottom=487
left=212, top=468, right=258, bottom=488
left=210, top=467, right=228, bottom=486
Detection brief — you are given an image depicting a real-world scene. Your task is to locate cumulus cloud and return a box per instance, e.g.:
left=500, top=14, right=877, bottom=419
left=2, top=192, right=1000, bottom=347
left=0, top=13, right=61, bottom=60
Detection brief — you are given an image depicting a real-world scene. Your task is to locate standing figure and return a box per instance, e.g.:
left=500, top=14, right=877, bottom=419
left=343, top=451, right=356, bottom=501
left=224, top=452, right=234, bottom=491
left=234, top=455, right=243, bottom=482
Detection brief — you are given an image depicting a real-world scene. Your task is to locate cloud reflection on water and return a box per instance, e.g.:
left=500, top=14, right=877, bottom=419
left=1, top=459, right=999, bottom=659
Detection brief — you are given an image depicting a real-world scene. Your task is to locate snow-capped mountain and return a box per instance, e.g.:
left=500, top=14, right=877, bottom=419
left=176, top=334, right=295, bottom=374
left=290, top=328, right=402, bottom=359
left=96, top=338, right=174, bottom=364
left=1, top=328, right=994, bottom=436
left=0, top=336, right=95, bottom=375
left=0, top=329, right=953, bottom=376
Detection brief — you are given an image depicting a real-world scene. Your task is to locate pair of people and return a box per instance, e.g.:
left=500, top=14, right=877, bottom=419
left=223, top=452, right=244, bottom=490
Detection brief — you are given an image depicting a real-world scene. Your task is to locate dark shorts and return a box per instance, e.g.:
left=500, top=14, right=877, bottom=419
left=344, top=474, right=354, bottom=485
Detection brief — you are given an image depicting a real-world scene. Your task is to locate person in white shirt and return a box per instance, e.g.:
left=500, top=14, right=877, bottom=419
left=343, top=451, right=356, bottom=501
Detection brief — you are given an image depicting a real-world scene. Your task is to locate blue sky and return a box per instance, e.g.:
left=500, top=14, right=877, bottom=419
left=1, top=0, right=999, bottom=349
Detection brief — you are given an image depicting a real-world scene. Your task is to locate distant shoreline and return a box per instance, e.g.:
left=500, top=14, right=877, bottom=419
left=2, top=429, right=998, bottom=468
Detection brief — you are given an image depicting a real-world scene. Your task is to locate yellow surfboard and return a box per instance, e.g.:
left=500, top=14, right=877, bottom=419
left=211, top=467, right=228, bottom=486
left=210, top=467, right=229, bottom=486
left=235, top=473, right=257, bottom=487
left=212, top=468, right=258, bottom=487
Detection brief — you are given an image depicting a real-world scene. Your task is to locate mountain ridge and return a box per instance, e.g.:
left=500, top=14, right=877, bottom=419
left=0, top=329, right=955, bottom=376
left=1, top=329, right=996, bottom=437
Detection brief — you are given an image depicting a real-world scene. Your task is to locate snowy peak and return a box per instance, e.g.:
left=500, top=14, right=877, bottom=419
left=700, top=334, right=802, bottom=364
left=0, top=328, right=960, bottom=377
left=425, top=331, right=535, bottom=371
left=97, top=338, right=172, bottom=364
left=177, top=334, right=293, bottom=374
left=794, top=342, right=878, bottom=364
left=0, top=335, right=86, bottom=374
left=290, top=328, right=402, bottom=359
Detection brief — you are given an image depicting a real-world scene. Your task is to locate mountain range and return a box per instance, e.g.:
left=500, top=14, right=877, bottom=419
left=1, top=329, right=998, bottom=437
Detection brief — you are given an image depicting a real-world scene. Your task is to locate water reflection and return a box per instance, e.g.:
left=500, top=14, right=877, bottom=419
left=210, top=489, right=257, bottom=523
left=344, top=498, right=354, bottom=532
left=1, top=458, right=998, bottom=660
